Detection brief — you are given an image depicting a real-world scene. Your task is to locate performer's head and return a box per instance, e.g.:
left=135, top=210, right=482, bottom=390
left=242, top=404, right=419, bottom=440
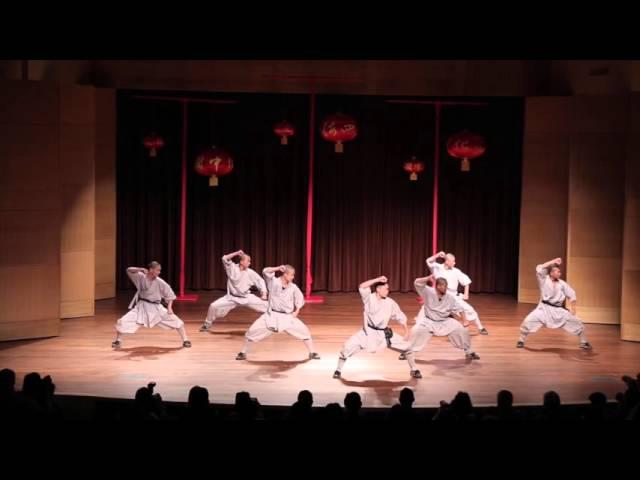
left=147, top=261, right=162, bottom=278
left=444, top=253, right=456, bottom=269
left=435, top=277, right=448, bottom=295
left=372, top=280, right=389, bottom=298
left=282, top=265, right=295, bottom=283
left=236, top=253, right=251, bottom=269
left=548, top=263, right=562, bottom=280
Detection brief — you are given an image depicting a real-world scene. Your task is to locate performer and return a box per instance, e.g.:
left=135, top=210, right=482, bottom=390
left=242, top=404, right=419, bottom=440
left=333, top=276, right=422, bottom=380
left=417, top=251, right=488, bottom=334
left=401, top=275, right=480, bottom=361
left=199, top=249, right=268, bottom=332
left=235, top=265, right=320, bottom=360
left=517, top=258, right=592, bottom=350
left=112, top=262, right=191, bottom=349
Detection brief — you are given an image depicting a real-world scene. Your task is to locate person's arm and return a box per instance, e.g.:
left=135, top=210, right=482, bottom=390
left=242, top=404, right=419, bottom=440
left=458, top=270, right=472, bottom=300
left=426, top=251, right=446, bottom=272
left=127, top=266, right=148, bottom=275
left=263, top=265, right=285, bottom=280
left=358, top=276, right=387, bottom=304
left=391, top=301, right=408, bottom=338
left=449, top=296, right=468, bottom=325
left=160, top=281, right=177, bottom=315
left=563, top=281, right=577, bottom=315
left=250, top=269, right=268, bottom=300
left=292, top=286, right=305, bottom=317
left=126, top=267, right=146, bottom=288
left=535, top=257, right=561, bottom=287
left=414, top=275, right=434, bottom=294
left=536, top=257, right=562, bottom=275
left=359, top=275, right=388, bottom=291
left=453, top=310, right=469, bottom=326
left=222, top=249, right=244, bottom=263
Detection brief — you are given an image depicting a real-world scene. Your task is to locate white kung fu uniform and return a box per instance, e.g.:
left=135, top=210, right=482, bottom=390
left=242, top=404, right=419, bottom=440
left=417, top=259, right=483, bottom=328
left=204, top=256, right=268, bottom=326
left=408, top=282, right=473, bottom=355
left=339, top=287, right=410, bottom=359
left=244, top=270, right=312, bottom=343
left=519, top=265, right=586, bottom=339
left=116, top=268, right=184, bottom=334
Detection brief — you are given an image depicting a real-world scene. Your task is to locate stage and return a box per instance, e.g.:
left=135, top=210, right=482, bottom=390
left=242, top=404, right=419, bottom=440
left=1, top=292, right=638, bottom=408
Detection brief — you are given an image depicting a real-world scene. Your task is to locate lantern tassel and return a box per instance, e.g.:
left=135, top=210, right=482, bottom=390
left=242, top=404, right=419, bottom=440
left=281, top=136, right=288, bottom=145
left=335, top=141, right=343, bottom=153
left=410, top=172, right=418, bottom=181
left=150, top=148, right=157, bottom=158
left=461, top=158, right=471, bottom=172
left=209, top=175, right=219, bottom=187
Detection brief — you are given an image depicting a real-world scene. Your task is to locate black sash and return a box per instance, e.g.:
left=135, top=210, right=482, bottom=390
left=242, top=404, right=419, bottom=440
left=366, top=321, right=393, bottom=346
left=542, top=300, right=566, bottom=309
left=138, top=297, right=161, bottom=304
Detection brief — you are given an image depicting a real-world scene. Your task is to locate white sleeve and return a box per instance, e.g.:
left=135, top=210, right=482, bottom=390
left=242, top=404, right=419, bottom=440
left=262, top=269, right=276, bottom=284
left=159, top=279, right=177, bottom=302
left=358, top=287, right=372, bottom=305
left=250, top=269, right=267, bottom=293
left=427, top=260, right=441, bottom=275
left=457, top=269, right=472, bottom=287
left=293, top=286, right=305, bottom=310
left=126, top=268, right=144, bottom=289
left=535, top=265, right=548, bottom=289
left=222, top=256, right=237, bottom=278
left=390, top=300, right=407, bottom=326
left=562, top=282, right=577, bottom=303
left=446, top=294, right=463, bottom=315
left=414, top=279, right=427, bottom=297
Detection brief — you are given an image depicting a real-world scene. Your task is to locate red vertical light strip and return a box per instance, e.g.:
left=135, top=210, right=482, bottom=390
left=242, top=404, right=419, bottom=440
left=305, top=93, right=316, bottom=299
left=179, top=100, right=188, bottom=297
left=432, top=103, right=441, bottom=255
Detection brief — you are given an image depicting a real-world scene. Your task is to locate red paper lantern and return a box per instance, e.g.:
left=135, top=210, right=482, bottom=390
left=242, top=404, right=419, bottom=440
left=403, top=156, right=425, bottom=181
left=194, top=147, right=234, bottom=187
left=446, top=130, right=486, bottom=172
left=143, top=133, right=164, bottom=157
left=321, top=113, right=358, bottom=153
left=274, top=121, right=295, bottom=145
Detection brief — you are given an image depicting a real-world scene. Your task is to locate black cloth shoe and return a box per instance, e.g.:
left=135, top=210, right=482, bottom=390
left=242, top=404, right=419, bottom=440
left=183, top=340, right=192, bottom=348
left=333, top=370, right=341, bottom=379
left=479, top=328, right=489, bottom=335
left=111, top=340, right=121, bottom=349
left=516, top=341, right=525, bottom=348
left=236, top=352, right=247, bottom=360
left=199, top=324, right=210, bottom=332
left=465, top=352, right=480, bottom=360
left=580, top=342, right=593, bottom=350
left=411, top=370, right=422, bottom=379
left=309, top=352, right=321, bottom=360
left=398, top=352, right=407, bottom=360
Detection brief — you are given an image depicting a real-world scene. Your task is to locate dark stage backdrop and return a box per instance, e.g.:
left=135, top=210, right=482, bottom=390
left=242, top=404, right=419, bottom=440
left=117, top=91, right=523, bottom=294
left=312, top=96, right=523, bottom=293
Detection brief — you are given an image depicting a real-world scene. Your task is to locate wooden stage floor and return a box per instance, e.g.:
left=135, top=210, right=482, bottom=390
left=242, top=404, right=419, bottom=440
left=1, top=292, right=639, bottom=408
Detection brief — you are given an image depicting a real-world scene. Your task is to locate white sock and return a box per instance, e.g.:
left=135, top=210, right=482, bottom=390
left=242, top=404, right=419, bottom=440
left=405, top=352, right=417, bottom=371
left=303, top=339, right=314, bottom=353
left=177, top=326, right=188, bottom=341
